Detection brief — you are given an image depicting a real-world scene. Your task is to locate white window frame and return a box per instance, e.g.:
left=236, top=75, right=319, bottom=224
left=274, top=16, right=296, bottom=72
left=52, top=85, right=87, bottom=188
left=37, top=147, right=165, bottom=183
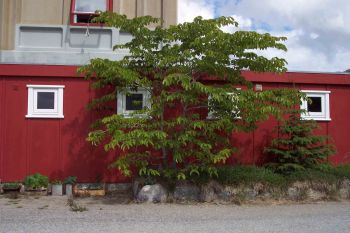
left=26, top=85, right=64, bottom=118
left=71, top=0, right=111, bottom=24
left=300, top=90, right=331, bottom=121
left=207, top=88, right=241, bottom=120
left=117, top=88, right=151, bottom=118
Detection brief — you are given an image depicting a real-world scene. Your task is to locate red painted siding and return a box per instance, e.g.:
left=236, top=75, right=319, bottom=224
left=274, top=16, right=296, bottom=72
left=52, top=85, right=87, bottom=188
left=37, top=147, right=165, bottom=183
left=0, top=65, right=350, bottom=182
left=0, top=74, right=128, bottom=182
left=328, top=85, right=350, bottom=164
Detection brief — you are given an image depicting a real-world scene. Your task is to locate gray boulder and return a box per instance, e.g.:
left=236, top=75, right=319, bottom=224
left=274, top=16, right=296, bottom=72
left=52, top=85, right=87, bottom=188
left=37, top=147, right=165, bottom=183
left=174, top=182, right=200, bottom=202
left=339, top=179, right=350, bottom=199
left=200, top=180, right=224, bottom=202
left=287, top=187, right=308, bottom=201
left=136, top=184, right=168, bottom=203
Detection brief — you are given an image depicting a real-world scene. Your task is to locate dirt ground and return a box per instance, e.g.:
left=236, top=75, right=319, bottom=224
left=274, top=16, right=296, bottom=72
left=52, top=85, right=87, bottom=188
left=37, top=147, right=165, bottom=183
left=1, top=193, right=349, bottom=233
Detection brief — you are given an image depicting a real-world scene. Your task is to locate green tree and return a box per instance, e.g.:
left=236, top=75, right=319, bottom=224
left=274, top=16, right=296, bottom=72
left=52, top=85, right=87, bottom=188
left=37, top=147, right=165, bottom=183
left=265, top=110, right=336, bottom=174
left=79, top=13, right=303, bottom=180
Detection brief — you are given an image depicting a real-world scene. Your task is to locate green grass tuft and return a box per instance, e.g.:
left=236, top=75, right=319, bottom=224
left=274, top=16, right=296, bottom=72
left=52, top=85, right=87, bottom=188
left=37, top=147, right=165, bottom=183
left=215, top=166, right=286, bottom=186
left=213, top=164, right=350, bottom=187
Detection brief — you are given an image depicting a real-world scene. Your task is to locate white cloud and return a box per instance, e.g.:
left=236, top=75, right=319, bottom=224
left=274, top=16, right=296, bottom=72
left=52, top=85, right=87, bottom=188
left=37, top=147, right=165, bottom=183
left=221, top=15, right=252, bottom=33
left=310, top=33, right=319, bottom=40
left=177, top=0, right=350, bottom=72
left=178, top=0, right=215, bottom=23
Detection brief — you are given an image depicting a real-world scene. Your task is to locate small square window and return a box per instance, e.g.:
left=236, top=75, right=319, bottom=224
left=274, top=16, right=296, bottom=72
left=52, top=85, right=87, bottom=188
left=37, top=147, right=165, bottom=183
left=307, top=96, right=322, bottom=113
left=37, top=92, right=55, bottom=109
left=26, top=85, right=64, bottom=118
left=300, top=90, right=331, bottom=121
left=70, top=0, right=112, bottom=24
left=208, top=89, right=241, bottom=119
left=125, top=93, right=144, bottom=111
left=117, top=88, right=151, bottom=118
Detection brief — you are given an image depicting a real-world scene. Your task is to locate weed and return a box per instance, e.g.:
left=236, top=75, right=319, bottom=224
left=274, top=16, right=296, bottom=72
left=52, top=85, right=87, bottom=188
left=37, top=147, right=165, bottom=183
left=38, top=205, right=49, bottom=210
left=67, top=197, right=88, bottom=212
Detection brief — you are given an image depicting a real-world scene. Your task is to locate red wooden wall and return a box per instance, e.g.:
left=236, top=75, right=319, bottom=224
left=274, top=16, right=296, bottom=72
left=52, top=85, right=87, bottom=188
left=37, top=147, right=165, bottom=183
left=0, top=65, right=350, bottom=182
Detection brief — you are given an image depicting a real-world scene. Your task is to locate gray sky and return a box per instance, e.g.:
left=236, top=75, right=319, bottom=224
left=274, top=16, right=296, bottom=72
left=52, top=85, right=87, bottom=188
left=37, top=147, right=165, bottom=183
left=178, top=0, right=350, bottom=72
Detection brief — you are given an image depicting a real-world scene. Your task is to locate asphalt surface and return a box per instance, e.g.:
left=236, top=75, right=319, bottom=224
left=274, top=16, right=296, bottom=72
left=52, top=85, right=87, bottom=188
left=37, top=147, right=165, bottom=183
left=0, top=196, right=349, bottom=233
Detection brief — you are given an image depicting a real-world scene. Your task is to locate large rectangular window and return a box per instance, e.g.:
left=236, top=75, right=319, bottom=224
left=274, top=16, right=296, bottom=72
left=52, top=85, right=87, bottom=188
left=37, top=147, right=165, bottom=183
left=70, top=0, right=113, bottom=25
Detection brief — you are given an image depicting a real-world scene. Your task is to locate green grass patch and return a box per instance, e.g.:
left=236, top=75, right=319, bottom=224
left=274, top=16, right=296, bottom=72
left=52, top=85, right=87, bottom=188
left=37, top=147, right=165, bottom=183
left=212, top=164, right=350, bottom=187
left=331, top=165, right=350, bottom=179
left=215, top=166, right=287, bottom=186
left=286, top=168, right=338, bottom=184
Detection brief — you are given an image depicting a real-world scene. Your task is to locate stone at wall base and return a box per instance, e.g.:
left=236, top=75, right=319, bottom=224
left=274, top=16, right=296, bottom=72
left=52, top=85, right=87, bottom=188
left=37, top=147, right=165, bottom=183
left=136, top=184, right=168, bottom=203
left=174, top=181, right=200, bottom=202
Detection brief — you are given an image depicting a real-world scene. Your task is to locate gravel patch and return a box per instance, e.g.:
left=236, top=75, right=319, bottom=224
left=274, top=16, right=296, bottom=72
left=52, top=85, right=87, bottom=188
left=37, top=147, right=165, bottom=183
left=0, top=195, right=349, bottom=233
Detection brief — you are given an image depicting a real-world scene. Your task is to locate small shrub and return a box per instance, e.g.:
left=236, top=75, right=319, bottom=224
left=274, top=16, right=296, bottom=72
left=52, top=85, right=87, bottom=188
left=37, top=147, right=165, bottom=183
left=63, top=176, right=77, bottom=185
left=265, top=111, right=336, bottom=175
left=215, top=166, right=286, bottom=187
left=24, top=173, right=49, bottom=189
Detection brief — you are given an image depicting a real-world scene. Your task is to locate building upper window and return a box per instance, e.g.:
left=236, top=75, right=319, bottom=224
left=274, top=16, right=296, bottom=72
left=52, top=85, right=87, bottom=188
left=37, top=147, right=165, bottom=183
left=300, top=90, right=331, bottom=121
left=26, top=85, right=64, bottom=118
left=70, top=0, right=112, bottom=25
left=117, top=88, right=151, bottom=118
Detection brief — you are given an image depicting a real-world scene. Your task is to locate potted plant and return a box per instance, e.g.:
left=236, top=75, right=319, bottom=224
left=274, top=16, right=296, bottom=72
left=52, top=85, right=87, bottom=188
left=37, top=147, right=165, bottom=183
left=63, top=176, right=77, bottom=196
left=74, top=183, right=106, bottom=197
left=51, top=180, right=63, bottom=196
left=24, top=173, right=49, bottom=192
left=1, top=182, right=22, bottom=193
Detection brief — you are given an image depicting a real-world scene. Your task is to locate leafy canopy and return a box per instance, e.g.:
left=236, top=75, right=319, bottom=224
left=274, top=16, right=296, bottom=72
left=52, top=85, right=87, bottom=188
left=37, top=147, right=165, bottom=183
left=79, top=13, right=303, bottom=180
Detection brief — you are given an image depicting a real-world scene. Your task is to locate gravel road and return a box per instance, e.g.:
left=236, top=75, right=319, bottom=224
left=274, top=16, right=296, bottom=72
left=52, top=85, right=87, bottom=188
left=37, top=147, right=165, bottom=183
left=0, top=195, right=349, bottom=233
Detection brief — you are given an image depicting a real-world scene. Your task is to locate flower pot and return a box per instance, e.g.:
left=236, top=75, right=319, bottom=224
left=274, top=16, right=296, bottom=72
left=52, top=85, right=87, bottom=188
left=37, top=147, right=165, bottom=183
left=73, top=183, right=106, bottom=197
left=65, top=184, right=73, bottom=196
left=2, top=186, right=21, bottom=193
left=52, top=184, right=63, bottom=196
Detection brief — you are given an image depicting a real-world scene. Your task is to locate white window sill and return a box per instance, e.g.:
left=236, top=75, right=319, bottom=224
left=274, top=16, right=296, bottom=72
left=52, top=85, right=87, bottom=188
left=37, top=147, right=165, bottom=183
left=26, top=115, right=64, bottom=119
left=206, top=116, right=241, bottom=120
left=301, top=117, right=331, bottom=121
left=120, top=113, right=149, bottom=118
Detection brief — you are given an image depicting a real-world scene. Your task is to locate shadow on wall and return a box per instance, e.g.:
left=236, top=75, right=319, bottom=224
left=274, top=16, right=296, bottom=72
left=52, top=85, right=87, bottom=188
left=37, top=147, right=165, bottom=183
left=254, top=128, right=276, bottom=166
left=61, top=82, right=128, bottom=183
